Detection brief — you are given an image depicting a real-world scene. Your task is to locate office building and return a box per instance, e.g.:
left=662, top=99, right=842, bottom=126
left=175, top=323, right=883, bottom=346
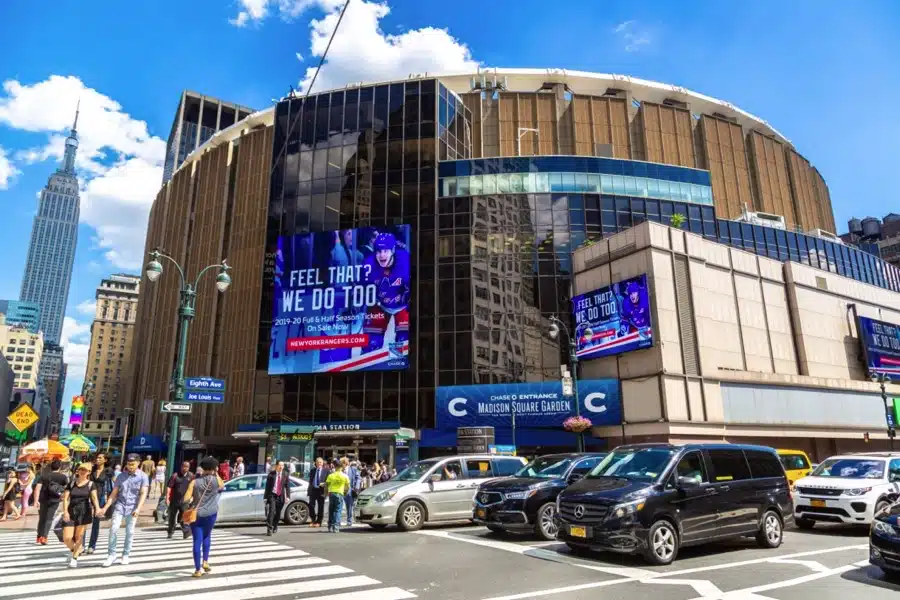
left=38, top=343, right=66, bottom=435
left=0, top=300, right=41, bottom=334
left=20, top=106, right=81, bottom=345
left=162, top=90, right=255, bottom=184
left=0, top=314, right=45, bottom=391
left=84, top=274, right=140, bottom=422
left=128, top=69, right=891, bottom=458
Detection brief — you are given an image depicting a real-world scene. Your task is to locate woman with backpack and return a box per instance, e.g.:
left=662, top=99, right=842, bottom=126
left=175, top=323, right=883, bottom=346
left=34, top=459, right=68, bottom=545
left=61, top=463, right=101, bottom=568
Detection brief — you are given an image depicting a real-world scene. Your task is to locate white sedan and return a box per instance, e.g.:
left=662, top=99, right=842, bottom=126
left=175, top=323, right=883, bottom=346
left=217, top=474, right=310, bottom=525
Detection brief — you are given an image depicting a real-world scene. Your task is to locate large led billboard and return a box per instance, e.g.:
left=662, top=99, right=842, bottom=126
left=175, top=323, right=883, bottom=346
left=571, top=274, right=653, bottom=361
left=858, top=315, right=900, bottom=377
left=269, top=225, right=411, bottom=374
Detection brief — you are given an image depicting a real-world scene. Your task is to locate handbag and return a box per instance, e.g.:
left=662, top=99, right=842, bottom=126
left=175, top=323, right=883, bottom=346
left=182, top=477, right=210, bottom=525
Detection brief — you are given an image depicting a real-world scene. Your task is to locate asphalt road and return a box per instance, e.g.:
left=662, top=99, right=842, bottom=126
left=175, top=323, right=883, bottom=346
left=1, top=518, right=897, bottom=600
left=244, top=520, right=899, bottom=600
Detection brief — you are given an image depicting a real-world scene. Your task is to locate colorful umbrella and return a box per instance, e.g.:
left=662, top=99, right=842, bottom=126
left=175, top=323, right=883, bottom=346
left=59, top=433, right=97, bottom=453
left=20, top=438, right=69, bottom=461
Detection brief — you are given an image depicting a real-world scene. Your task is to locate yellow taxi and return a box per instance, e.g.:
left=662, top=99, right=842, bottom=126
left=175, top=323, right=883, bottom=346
left=776, top=449, right=813, bottom=485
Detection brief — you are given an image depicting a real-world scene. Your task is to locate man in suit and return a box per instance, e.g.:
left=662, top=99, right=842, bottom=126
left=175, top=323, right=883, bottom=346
left=307, top=457, right=328, bottom=528
left=264, top=461, right=292, bottom=536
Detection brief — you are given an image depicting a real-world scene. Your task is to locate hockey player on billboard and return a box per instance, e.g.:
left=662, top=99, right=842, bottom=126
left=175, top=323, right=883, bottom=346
left=362, top=232, right=411, bottom=358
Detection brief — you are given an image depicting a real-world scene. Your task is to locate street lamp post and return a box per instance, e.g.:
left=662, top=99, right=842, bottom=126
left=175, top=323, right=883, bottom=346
left=548, top=315, right=584, bottom=452
left=145, top=249, right=231, bottom=481
left=872, top=372, right=896, bottom=451
left=119, top=407, right=133, bottom=460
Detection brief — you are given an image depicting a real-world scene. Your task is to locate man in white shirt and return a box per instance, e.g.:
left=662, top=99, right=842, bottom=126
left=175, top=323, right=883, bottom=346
left=233, top=457, right=245, bottom=477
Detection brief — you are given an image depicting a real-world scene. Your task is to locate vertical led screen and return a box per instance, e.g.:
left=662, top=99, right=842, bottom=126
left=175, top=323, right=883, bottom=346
left=269, top=225, right=412, bottom=374
left=69, top=395, right=84, bottom=427
left=857, top=315, right=900, bottom=377
left=571, top=274, right=653, bottom=360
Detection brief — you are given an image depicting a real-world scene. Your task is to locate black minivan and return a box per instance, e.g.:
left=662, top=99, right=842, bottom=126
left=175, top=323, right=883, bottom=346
left=556, top=443, right=793, bottom=565
left=473, top=453, right=607, bottom=540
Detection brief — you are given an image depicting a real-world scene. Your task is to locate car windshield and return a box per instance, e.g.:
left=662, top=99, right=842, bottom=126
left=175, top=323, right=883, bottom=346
left=588, top=447, right=676, bottom=482
left=515, top=456, right=575, bottom=478
left=811, top=458, right=885, bottom=479
left=393, top=460, right=440, bottom=482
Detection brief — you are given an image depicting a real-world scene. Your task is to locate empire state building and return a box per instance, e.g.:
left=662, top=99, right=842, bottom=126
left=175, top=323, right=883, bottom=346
left=20, top=105, right=82, bottom=345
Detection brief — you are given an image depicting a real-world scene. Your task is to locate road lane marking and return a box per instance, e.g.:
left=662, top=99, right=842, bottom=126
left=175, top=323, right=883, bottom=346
left=162, top=575, right=383, bottom=600
left=299, top=588, right=417, bottom=600
left=660, top=544, right=868, bottom=578
left=698, top=562, right=860, bottom=599
left=482, top=578, right=635, bottom=600
left=648, top=578, right=723, bottom=597
left=767, top=558, right=828, bottom=572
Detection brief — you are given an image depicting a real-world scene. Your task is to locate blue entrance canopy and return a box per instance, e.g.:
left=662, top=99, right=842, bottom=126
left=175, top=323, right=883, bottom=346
left=126, top=434, right=166, bottom=453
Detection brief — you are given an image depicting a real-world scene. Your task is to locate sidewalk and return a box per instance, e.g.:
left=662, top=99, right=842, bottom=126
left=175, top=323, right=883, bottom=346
left=0, top=493, right=162, bottom=533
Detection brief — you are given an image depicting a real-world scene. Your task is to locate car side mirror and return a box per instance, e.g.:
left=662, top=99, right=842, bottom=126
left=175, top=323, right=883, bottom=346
left=568, top=473, right=584, bottom=484
left=676, top=476, right=699, bottom=489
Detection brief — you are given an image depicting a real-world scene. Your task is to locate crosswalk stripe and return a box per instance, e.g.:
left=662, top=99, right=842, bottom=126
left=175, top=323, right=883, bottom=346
left=2, top=548, right=309, bottom=584
left=0, top=531, right=239, bottom=549
left=3, top=559, right=341, bottom=597
left=162, top=574, right=381, bottom=600
left=33, top=570, right=375, bottom=600
left=314, top=589, right=418, bottom=600
left=0, top=541, right=282, bottom=571
left=0, top=536, right=273, bottom=558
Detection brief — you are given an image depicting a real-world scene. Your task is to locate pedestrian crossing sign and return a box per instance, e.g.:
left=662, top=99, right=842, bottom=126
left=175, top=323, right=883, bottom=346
left=7, top=403, right=38, bottom=432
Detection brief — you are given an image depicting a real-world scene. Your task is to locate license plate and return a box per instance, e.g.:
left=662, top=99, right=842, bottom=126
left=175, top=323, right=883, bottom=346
left=569, top=526, right=587, bottom=538
left=811, top=499, right=826, bottom=508
left=476, top=509, right=486, bottom=518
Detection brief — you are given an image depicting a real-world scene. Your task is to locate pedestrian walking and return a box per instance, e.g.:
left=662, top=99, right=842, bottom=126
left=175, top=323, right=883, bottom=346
left=217, top=459, right=232, bottom=482
left=61, top=463, right=101, bottom=568
left=100, top=453, right=149, bottom=567
left=113, top=462, right=122, bottom=478
left=182, top=457, right=224, bottom=578
left=325, top=460, right=350, bottom=533
left=34, top=459, right=68, bottom=544
left=153, top=459, right=167, bottom=497
left=341, top=457, right=360, bottom=527
left=233, top=456, right=245, bottom=478
left=264, top=456, right=272, bottom=473
left=264, top=460, right=291, bottom=535
left=307, top=457, right=327, bottom=527
left=84, top=452, right=114, bottom=555
left=17, top=465, right=34, bottom=518
left=1, top=468, right=21, bottom=521
left=166, top=461, right=194, bottom=539
left=140, top=455, right=155, bottom=483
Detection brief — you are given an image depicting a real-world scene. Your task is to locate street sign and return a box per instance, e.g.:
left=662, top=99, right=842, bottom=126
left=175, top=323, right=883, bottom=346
left=185, top=377, right=226, bottom=391
left=7, top=403, right=39, bottom=432
left=161, top=402, right=192, bottom=414
left=185, top=390, right=225, bottom=404
left=562, top=377, right=574, bottom=397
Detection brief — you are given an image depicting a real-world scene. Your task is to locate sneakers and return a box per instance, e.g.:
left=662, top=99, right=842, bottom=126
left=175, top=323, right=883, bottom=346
left=39, top=537, right=48, bottom=545
left=202, top=561, right=211, bottom=573
left=182, top=530, right=190, bottom=540
left=68, top=557, right=78, bottom=568
left=167, top=532, right=173, bottom=539
left=102, top=555, right=116, bottom=568
left=83, top=547, right=94, bottom=555
left=192, top=570, right=204, bottom=578
left=121, top=555, right=130, bottom=565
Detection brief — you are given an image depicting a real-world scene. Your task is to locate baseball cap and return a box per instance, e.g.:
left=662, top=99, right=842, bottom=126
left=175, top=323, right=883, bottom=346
left=126, top=453, right=141, bottom=462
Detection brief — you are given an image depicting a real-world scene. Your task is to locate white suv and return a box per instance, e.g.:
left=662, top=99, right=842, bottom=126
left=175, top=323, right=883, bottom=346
left=793, top=453, right=900, bottom=528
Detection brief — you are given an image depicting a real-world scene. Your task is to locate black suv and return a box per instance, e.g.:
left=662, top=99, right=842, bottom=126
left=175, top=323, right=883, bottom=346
left=870, top=492, right=900, bottom=579
left=473, top=453, right=607, bottom=540
left=556, top=443, right=793, bottom=565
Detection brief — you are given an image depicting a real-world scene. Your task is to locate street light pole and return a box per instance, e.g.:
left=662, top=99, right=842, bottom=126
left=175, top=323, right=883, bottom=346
left=145, top=250, right=231, bottom=481
left=120, top=407, right=133, bottom=461
left=548, top=315, right=584, bottom=452
left=873, top=372, right=896, bottom=451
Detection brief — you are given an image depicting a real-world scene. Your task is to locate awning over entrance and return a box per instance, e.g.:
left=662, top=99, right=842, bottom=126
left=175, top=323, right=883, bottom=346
left=126, top=434, right=166, bottom=453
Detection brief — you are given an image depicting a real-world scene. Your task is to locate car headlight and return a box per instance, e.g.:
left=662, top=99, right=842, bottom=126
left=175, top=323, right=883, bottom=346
left=373, top=490, right=397, bottom=504
left=505, top=490, right=537, bottom=500
left=844, top=487, right=872, bottom=497
left=610, top=499, right=646, bottom=519
left=874, top=520, right=897, bottom=537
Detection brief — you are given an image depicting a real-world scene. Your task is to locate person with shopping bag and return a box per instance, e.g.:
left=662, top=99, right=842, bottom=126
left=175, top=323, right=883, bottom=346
left=181, top=457, right=224, bottom=578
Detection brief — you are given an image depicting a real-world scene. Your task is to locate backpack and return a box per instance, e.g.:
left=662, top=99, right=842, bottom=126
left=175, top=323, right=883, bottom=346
left=47, top=476, right=66, bottom=500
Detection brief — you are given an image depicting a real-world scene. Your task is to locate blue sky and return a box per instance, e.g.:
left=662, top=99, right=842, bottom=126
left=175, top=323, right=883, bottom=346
left=0, top=0, right=898, bottom=421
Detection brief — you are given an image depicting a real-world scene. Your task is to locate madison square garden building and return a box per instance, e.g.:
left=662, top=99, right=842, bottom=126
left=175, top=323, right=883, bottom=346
left=126, top=69, right=900, bottom=464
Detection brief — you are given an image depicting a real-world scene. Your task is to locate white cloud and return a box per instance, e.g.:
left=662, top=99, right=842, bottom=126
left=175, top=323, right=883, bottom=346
left=60, top=316, right=90, bottom=380
left=0, top=146, right=20, bottom=190
left=76, top=300, right=97, bottom=316
left=0, top=75, right=165, bottom=269
left=613, top=20, right=651, bottom=53
left=298, top=0, right=479, bottom=93
left=296, top=52, right=304, bottom=61
left=230, top=0, right=316, bottom=26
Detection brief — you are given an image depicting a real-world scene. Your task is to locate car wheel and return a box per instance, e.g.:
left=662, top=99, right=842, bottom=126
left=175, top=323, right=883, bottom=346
left=368, top=524, right=388, bottom=530
left=397, top=500, right=425, bottom=532
left=534, top=502, right=559, bottom=541
left=757, top=510, right=783, bottom=549
left=644, top=520, right=679, bottom=566
left=284, top=501, right=309, bottom=525
left=795, top=517, right=815, bottom=530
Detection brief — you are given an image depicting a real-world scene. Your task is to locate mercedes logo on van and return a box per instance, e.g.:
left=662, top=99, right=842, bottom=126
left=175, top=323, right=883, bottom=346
left=480, top=494, right=489, bottom=504
left=574, top=505, right=585, bottom=519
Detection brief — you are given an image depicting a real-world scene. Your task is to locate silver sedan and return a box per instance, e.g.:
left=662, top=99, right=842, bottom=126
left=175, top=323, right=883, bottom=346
left=217, top=474, right=310, bottom=525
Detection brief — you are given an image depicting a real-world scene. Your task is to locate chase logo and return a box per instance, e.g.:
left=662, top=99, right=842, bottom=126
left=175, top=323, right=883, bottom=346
left=583, top=392, right=608, bottom=414
left=448, top=397, right=468, bottom=417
